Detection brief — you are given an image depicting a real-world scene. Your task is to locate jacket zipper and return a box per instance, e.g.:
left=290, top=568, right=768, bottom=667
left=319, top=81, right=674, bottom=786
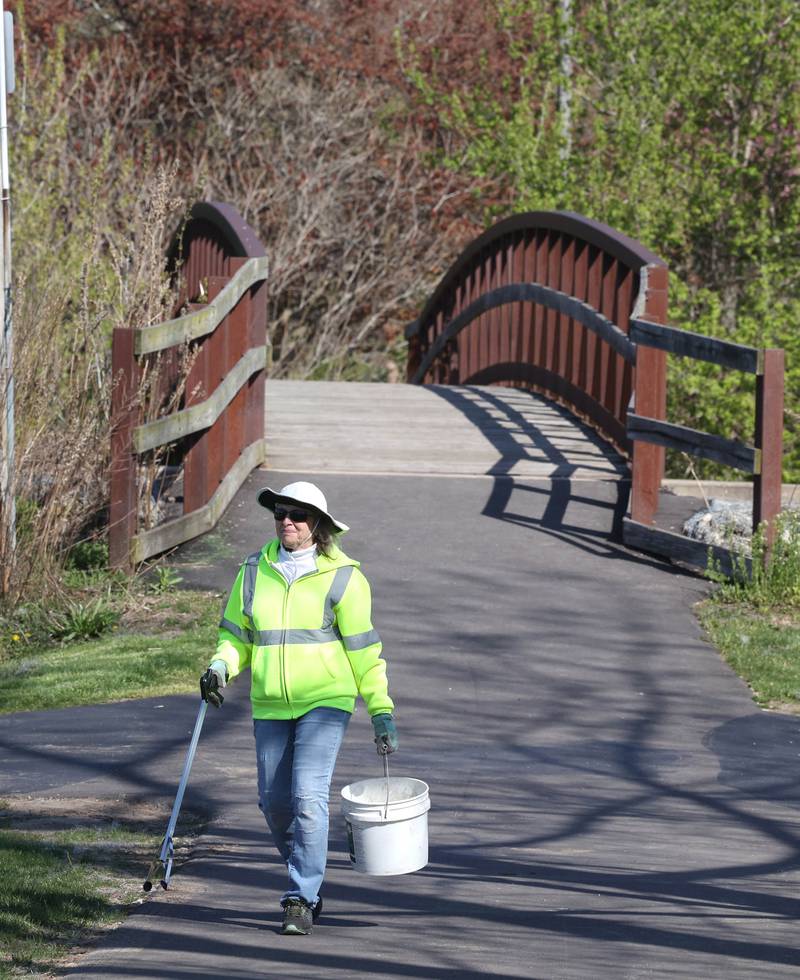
left=280, top=581, right=291, bottom=706
left=278, top=566, right=321, bottom=711
left=269, top=560, right=350, bottom=712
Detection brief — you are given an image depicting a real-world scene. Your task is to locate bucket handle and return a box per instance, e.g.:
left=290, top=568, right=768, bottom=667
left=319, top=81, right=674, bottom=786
left=382, top=752, right=390, bottom=820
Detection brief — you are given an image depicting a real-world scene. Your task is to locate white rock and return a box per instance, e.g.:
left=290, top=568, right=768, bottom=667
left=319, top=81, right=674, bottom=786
left=683, top=499, right=752, bottom=551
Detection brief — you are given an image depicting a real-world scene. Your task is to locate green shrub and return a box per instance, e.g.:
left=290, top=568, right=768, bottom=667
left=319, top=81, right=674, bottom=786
left=0, top=603, right=55, bottom=655
left=66, top=539, right=109, bottom=572
left=44, top=597, right=120, bottom=643
left=147, top=566, right=183, bottom=595
left=709, top=510, right=800, bottom=609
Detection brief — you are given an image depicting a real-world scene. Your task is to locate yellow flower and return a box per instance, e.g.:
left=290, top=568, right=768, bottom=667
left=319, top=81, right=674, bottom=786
left=11, top=634, right=20, bottom=642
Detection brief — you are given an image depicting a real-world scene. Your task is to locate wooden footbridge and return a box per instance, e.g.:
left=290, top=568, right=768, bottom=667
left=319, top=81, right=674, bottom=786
left=109, top=203, right=784, bottom=571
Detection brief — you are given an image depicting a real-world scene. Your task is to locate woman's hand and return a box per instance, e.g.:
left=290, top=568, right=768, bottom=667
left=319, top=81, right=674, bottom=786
left=200, top=662, right=227, bottom=707
left=371, top=714, right=398, bottom=755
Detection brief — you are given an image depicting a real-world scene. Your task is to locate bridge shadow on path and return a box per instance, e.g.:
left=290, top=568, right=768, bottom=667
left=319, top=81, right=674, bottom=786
left=59, top=766, right=800, bottom=978
left=430, top=385, right=693, bottom=573
left=54, top=713, right=800, bottom=979
left=43, top=642, right=800, bottom=977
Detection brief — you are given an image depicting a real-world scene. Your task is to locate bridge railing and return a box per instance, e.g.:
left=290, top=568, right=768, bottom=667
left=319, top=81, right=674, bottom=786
left=109, top=202, right=267, bottom=569
left=624, top=320, right=784, bottom=570
left=406, top=210, right=669, bottom=526
left=406, top=210, right=785, bottom=571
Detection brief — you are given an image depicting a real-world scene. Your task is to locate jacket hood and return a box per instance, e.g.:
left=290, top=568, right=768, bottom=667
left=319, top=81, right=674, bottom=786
left=263, top=538, right=359, bottom=570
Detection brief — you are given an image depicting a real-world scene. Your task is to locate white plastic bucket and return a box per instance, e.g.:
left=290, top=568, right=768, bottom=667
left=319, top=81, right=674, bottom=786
left=341, top=775, right=430, bottom=876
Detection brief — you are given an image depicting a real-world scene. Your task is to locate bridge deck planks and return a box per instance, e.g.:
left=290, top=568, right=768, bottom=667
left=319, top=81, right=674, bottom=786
left=265, top=380, right=629, bottom=480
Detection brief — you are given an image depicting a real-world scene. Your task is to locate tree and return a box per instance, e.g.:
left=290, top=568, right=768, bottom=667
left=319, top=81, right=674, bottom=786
left=401, top=0, right=800, bottom=478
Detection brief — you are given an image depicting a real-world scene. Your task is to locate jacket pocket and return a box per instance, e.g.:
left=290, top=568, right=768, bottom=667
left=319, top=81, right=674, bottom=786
left=320, top=647, right=340, bottom=679
left=250, top=647, right=283, bottom=701
left=286, top=644, right=357, bottom=703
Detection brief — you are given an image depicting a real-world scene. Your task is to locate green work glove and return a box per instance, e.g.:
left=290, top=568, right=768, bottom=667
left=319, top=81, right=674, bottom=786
left=200, top=660, right=227, bottom=708
left=371, top=714, right=398, bottom=755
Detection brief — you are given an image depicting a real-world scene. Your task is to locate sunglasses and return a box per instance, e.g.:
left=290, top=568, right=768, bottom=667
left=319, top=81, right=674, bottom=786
left=273, top=507, right=310, bottom=523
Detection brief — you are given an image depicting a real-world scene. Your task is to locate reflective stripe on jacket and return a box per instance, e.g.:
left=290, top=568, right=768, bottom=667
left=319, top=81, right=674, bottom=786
left=215, top=539, right=394, bottom=720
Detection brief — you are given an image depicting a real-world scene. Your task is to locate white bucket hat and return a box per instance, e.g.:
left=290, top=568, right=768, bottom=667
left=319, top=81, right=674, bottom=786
left=256, top=481, right=349, bottom=533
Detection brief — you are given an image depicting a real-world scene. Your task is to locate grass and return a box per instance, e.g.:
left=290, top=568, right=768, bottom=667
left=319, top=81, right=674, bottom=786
left=698, top=602, right=800, bottom=710
left=0, top=564, right=220, bottom=973
left=1, top=589, right=221, bottom=714
left=0, top=797, right=207, bottom=979
left=699, top=510, right=800, bottom=711
left=0, top=821, right=157, bottom=978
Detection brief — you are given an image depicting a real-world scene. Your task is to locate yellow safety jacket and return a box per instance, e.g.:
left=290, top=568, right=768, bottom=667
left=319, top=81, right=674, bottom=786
left=214, top=539, right=394, bottom=720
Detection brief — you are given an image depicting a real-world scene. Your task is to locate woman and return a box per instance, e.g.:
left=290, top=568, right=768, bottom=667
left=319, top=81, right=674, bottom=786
left=200, top=480, right=398, bottom=936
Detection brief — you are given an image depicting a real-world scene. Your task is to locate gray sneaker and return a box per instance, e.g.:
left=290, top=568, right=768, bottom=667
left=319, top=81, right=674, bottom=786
left=281, top=898, right=313, bottom=935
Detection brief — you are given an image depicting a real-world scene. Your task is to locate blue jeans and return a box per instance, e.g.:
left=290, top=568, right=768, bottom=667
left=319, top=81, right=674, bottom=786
left=254, top=707, right=350, bottom=906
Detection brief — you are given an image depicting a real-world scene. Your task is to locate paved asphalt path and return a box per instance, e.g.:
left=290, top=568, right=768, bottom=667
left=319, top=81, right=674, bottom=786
left=3, top=468, right=800, bottom=978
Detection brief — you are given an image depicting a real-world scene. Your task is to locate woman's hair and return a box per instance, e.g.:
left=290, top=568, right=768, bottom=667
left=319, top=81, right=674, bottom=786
left=311, top=512, right=339, bottom=556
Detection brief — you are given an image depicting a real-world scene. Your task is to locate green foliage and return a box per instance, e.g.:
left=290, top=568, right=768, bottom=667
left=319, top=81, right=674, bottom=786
left=698, top=602, right=800, bottom=707
left=147, top=566, right=183, bottom=595
left=708, top=510, right=800, bottom=609
left=0, top=602, right=53, bottom=653
left=0, top=589, right=219, bottom=713
left=0, top=815, right=165, bottom=977
left=44, top=597, right=120, bottom=643
left=66, top=540, right=109, bottom=572
left=0, top=830, right=118, bottom=975
left=701, top=511, right=800, bottom=710
left=13, top=25, right=117, bottom=326
left=400, top=0, right=800, bottom=478
left=1, top=583, right=126, bottom=655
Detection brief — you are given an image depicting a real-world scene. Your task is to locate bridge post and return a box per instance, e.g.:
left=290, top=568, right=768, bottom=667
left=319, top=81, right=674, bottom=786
left=406, top=329, right=422, bottom=383
left=630, top=264, right=668, bottom=526
left=753, top=348, right=784, bottom=550
left=246, top=269, right=267, bottom=450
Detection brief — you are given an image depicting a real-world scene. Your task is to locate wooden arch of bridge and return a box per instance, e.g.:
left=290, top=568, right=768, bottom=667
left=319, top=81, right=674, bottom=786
left=406, top=210, right=784, bottom=568
left=406, top=211, right=669, bottom=526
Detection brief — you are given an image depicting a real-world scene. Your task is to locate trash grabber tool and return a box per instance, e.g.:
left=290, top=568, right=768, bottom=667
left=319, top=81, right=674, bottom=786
left=143, top=699, right=208, bottom=892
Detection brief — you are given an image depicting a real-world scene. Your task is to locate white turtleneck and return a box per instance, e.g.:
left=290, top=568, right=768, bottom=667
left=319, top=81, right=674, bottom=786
left=275, top=542, right=318, bottom=584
